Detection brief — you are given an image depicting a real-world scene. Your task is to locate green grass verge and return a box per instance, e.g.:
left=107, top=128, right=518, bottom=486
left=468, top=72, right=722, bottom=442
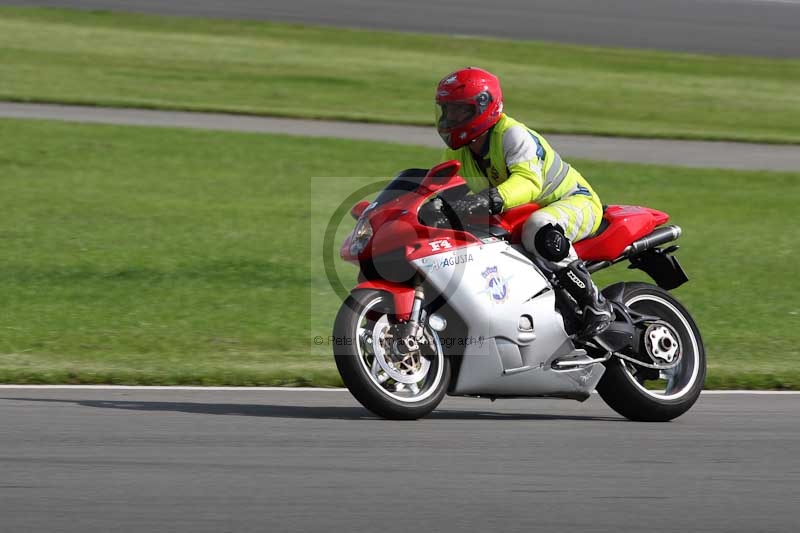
left=0, top=118, right=798, bottom=388
left=1, top=7, right=800, bottom=144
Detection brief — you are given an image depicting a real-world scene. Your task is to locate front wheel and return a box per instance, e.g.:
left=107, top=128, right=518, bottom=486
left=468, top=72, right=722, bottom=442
left=597, top=282, right=706, bottom=422
left=332, top=289, right=451, bottom=420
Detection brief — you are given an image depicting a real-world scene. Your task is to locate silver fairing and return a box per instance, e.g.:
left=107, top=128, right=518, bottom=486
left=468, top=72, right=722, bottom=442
left=412, top=241, right=604, bottom=399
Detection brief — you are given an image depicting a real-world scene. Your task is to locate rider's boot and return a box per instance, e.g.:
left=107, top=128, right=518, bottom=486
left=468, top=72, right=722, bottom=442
left=555, top=259, right=614, bottom=340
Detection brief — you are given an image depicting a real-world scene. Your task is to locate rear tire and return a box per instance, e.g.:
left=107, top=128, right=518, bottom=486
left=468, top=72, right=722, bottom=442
left=333, top=289, right=451, bottom=420
left=597, top=283, right=706, bottom=422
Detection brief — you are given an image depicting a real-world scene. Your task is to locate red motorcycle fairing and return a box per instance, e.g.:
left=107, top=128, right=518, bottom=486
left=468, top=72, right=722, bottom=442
left=352, top=277, right=417, bottom=322
left=341, top=160, right=484, bottom=263
left=343, top=161, right=483, bottom=320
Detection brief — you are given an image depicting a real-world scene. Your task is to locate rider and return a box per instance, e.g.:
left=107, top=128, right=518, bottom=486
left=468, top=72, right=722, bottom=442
left=433, top=67, right=613, bottom=340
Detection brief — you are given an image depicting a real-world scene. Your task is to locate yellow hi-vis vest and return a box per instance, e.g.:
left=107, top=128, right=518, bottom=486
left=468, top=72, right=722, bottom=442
left=441, top=114, right=602, bottom=212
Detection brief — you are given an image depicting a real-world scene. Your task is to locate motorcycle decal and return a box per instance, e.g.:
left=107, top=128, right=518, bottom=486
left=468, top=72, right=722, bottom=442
left=428, top=239, right=453, bottom=251
left=479, top=266, right=512, bottom=303
left=567, top=270, right=586, bottom=289
left=420, top=252, right=474, bottom=272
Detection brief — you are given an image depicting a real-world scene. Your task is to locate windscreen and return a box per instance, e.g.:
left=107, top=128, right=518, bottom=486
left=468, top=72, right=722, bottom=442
left=371, top=169, right=428, bottom=207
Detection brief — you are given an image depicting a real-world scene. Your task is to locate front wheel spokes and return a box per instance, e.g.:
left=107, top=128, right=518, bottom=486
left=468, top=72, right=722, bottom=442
left=370, top=355, right=382, bottom=378
left=398, top=352, right=422, bottom=373
left=366, top=351, right=390, bottom=384
left=351, top=296, right=446, bottom=404
left=358, top=326, right=374, bottom=355
left=359, top=319, right=393, bottom=384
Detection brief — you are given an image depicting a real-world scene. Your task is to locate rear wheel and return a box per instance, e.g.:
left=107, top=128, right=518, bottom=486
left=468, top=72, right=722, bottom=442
left=333, top=289, right=450, bottom=420
left=597, top=283, right=706, bottom=422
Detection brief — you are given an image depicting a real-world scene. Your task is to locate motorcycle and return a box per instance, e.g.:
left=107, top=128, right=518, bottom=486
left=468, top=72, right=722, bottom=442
left=333, top=160, right=705, bottom=421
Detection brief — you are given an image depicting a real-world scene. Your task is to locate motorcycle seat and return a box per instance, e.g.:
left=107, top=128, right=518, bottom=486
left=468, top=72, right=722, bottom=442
left=574, top=205, right=670, bottom=261
left=491, top=204, right=670, bottom=262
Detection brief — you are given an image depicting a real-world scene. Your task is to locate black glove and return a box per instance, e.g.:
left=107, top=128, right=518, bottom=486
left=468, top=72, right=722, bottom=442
left=419, top=197, right=449, bottom=227
left=445, top=187, right=504, bottom=218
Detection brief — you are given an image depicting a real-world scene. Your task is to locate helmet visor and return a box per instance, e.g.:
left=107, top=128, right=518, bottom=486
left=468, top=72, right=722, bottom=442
left=436, top=102, right=478, bottom=131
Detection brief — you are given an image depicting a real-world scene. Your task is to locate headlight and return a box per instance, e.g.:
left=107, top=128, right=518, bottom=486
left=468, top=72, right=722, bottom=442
left=349, top=217, right=373, bottom=256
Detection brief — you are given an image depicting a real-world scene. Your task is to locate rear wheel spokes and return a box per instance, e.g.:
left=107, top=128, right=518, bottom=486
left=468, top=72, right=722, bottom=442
left=624, top=361, right=669, bottom=392
left=622, top=294, right=700, bottom=399
left=616, top=314, right=683, bottom=387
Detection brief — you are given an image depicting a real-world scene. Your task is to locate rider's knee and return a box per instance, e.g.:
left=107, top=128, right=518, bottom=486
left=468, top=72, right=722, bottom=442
left=533, top=223, right=570, bottom=262
left=523, top=215, right=570, bottom=262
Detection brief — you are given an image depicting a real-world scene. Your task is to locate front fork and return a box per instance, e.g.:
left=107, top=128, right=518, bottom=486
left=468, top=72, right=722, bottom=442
left=350, top=275, right=429, bottom=354
left=353, top=275, right=427, bottom=355
left=395, top=284, right=426, bottom=354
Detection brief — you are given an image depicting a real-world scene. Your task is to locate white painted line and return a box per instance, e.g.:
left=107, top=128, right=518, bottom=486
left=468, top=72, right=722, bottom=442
left=742, top=0, right=800, bottom=4
left=700, top=390, right=800, bottom=395
left=715, top=0, right=800, bottom=4
left=0, top=385, right=798, bottom=394
left=0, top=385, right=347, bottom=391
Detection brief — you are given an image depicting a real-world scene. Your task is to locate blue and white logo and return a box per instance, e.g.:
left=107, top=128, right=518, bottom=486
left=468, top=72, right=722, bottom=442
left=570, top=185, right=592, bottom=197
left=528, top=132, right=546, bottom=161
left=480, top=266, right=511, bottom=303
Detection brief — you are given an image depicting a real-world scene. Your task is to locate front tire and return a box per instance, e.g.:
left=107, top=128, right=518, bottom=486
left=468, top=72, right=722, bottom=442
left=333, top=289, right=451, bottom=420
left=597, top=283, right=706, bottom=422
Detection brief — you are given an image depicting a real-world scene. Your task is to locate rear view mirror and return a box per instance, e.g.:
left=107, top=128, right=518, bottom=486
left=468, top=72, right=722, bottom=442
left=426, top=160, right=461, bottom=184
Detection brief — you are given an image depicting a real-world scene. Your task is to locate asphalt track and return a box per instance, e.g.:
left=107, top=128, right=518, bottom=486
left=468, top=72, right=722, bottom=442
left=3, top=102, right=800, bottom=171
left=3, top=0, right=800, bottom=57
left=1, top=388, right=799, bottom=532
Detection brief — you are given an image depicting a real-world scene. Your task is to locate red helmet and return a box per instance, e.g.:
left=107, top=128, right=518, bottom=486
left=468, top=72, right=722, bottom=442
left=435, top=67, right=504, bottom=149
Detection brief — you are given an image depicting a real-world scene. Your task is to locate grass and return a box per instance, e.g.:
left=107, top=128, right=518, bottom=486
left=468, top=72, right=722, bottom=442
left=0, top=118, right=798, bottom=388
left=1, top=7, right=800, bottom=144
left=0, top=117, right=431, bottom=386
